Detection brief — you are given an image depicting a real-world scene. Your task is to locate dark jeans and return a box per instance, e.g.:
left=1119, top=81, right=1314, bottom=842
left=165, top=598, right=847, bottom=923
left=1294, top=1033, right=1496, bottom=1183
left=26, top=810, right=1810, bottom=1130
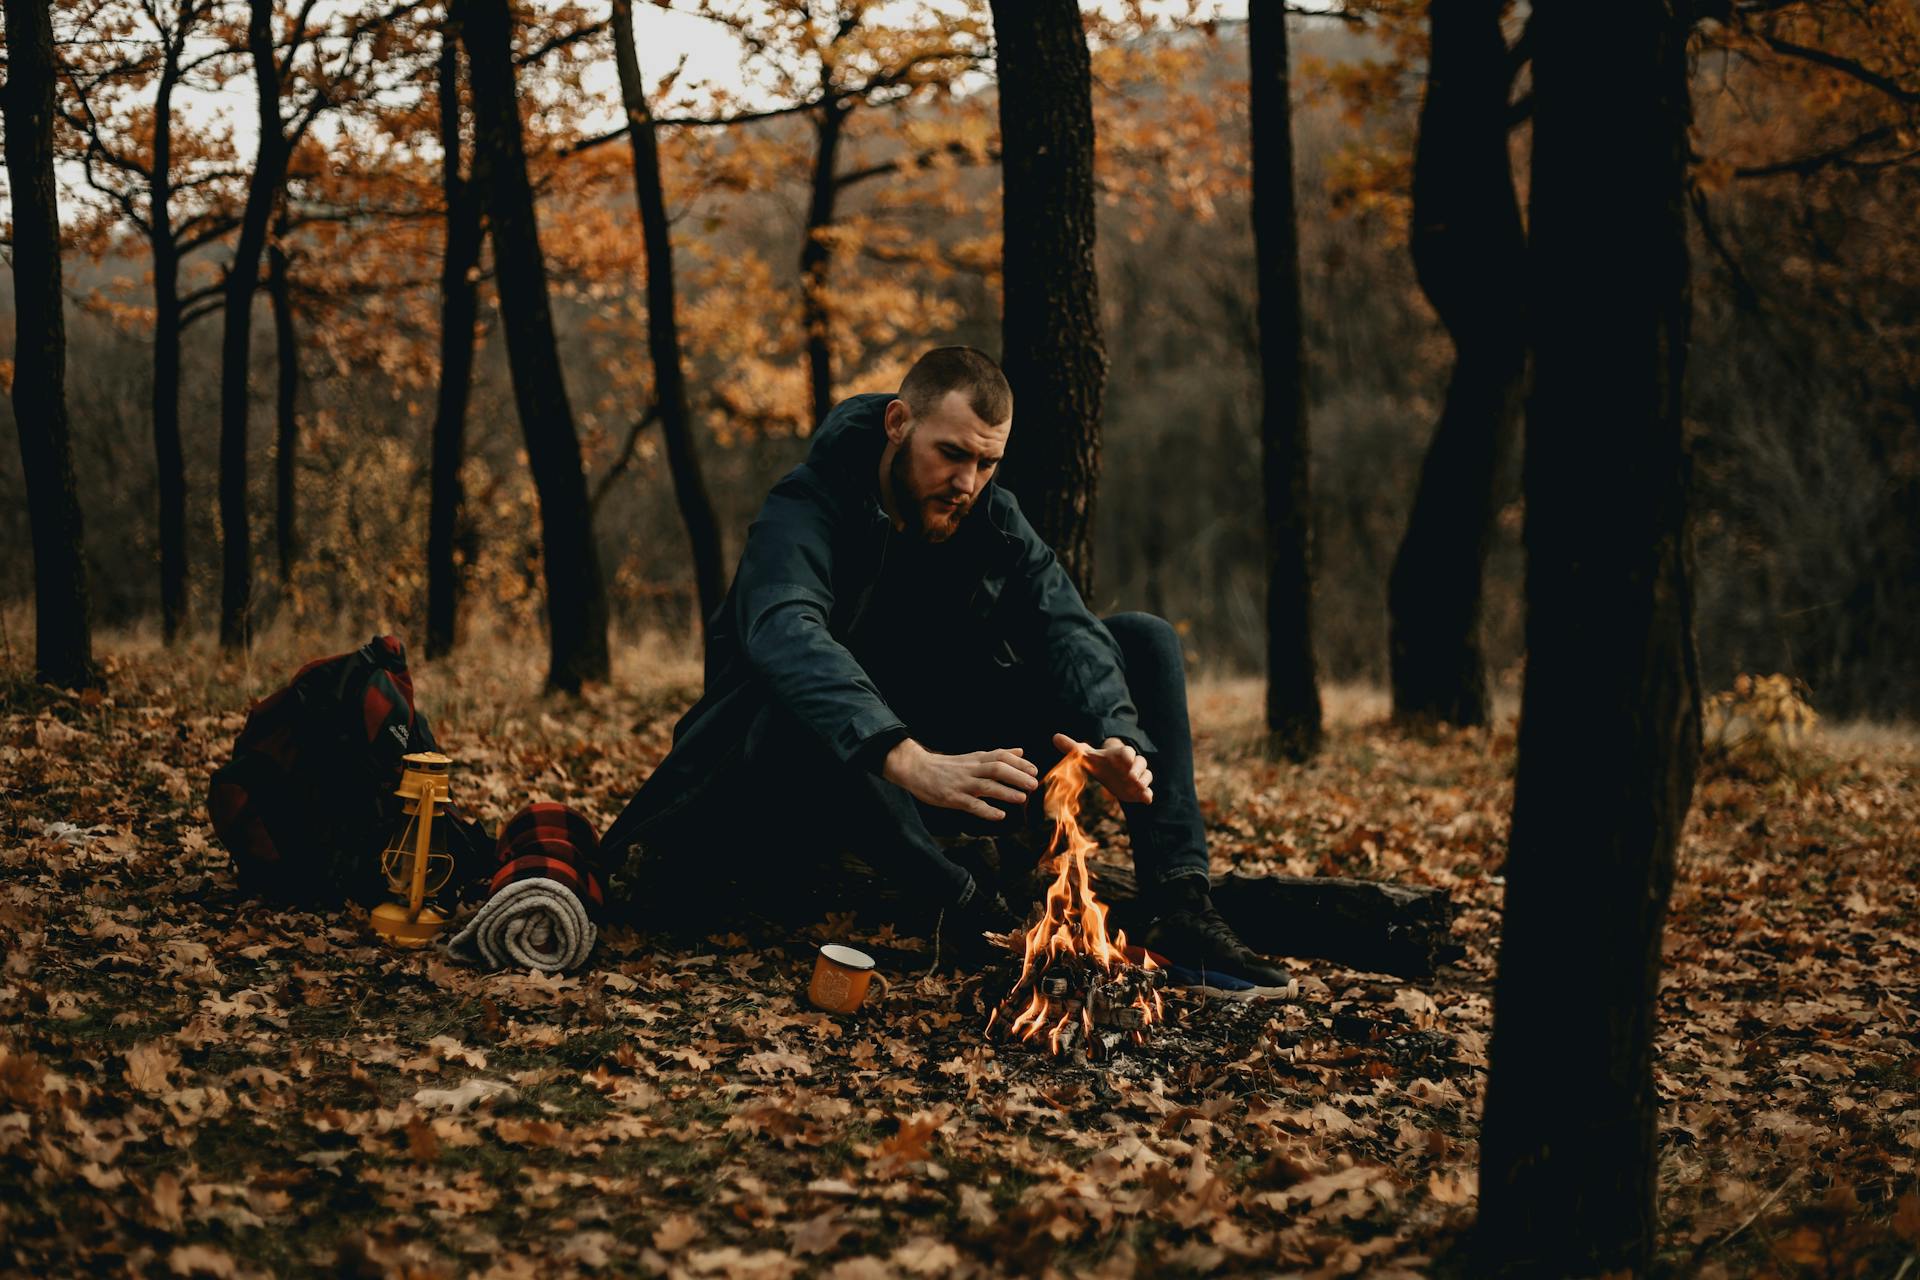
left=730, top=612, right=1211, bottom=908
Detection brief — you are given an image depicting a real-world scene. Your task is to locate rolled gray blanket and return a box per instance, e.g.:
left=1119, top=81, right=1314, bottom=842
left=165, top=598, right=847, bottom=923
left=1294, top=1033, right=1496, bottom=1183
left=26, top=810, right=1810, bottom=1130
left=445, top=876, right=596, bottom=973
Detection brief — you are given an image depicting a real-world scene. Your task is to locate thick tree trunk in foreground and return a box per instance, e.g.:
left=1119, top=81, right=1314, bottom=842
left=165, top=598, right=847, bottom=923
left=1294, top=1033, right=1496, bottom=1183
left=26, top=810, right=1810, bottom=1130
left=989, top=0, right=1107, bottom=598
left=3, top=0, right=99, bottom=689
left=1250, top=4, right=1322, bottom=761
left=461, top=0, right=610, bottom=692
left=427, top=21, right=483, bottom=660
left=1476, top=2, right=1703, bottom=1275
left=150, top=42, right=190, bottom=644
left=218, top=0, right=292, bottom=651
left=612, top=0, right=726, bottom=641
left=268, top=234, right=299, bottom=584
left=1387, top=0, right=1527, bottom=730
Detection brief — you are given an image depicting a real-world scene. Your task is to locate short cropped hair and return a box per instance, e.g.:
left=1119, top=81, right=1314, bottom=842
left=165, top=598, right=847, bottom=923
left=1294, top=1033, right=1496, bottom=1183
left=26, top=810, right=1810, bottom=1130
left=898, top=346, right=1012, bottom=426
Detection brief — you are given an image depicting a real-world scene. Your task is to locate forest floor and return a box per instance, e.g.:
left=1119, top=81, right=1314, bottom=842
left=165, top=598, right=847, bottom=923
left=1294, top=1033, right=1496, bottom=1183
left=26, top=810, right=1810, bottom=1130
left=2, top=629, right=1917, bottom=1279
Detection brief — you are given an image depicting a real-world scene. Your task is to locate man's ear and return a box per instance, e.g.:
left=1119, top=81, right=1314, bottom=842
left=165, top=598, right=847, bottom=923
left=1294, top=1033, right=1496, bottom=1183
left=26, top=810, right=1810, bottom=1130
left=883, top=398, right=912, bottom=444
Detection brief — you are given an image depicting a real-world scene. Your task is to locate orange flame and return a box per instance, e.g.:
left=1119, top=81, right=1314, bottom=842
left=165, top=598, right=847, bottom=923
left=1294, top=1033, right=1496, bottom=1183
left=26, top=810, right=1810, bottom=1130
left=986, top=747, right=1163, bottom=1055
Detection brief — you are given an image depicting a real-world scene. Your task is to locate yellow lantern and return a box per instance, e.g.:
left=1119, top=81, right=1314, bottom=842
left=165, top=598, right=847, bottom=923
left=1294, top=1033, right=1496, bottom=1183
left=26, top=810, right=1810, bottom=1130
left=369, top=752, right=459, bottom=947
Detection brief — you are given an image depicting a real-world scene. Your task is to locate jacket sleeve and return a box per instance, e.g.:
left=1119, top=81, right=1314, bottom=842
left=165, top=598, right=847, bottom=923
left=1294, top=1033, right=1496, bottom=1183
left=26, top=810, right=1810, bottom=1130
left=732, top=475, right=909, bottom=771
left=995, top=491, right=1158, bottom=756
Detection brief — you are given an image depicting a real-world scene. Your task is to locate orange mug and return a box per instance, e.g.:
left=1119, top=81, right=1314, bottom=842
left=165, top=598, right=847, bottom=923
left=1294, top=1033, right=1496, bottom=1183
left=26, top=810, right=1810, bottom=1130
left=808, top=944, right=889, bottom=1013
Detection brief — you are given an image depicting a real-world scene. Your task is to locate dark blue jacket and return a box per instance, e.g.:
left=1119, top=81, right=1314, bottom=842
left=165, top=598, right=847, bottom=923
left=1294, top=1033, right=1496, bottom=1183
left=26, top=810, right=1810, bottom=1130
left=599, top=392, right=1151, bottom=859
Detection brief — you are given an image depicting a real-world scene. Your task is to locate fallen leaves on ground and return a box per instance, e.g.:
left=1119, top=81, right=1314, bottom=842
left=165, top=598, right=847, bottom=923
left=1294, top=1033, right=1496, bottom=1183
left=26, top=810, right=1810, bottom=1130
left=0, top=644, right=1914, bottom=1277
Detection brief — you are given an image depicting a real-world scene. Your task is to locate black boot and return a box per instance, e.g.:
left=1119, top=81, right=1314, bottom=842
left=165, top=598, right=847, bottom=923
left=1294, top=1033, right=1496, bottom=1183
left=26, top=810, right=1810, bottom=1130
left=935, top=881, right=1022, bottom=971
left=1141, top=875, right=1293, bottom=987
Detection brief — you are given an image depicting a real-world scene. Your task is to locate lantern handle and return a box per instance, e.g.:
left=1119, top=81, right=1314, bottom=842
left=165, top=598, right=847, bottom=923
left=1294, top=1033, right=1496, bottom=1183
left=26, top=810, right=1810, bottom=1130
left=407, top=778, right=439, bottom=921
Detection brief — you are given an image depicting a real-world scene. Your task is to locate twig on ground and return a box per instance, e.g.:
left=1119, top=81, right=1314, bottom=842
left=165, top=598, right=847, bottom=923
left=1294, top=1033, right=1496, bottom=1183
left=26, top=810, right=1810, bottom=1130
left=1693, top=1172, right=1796, bottom=1263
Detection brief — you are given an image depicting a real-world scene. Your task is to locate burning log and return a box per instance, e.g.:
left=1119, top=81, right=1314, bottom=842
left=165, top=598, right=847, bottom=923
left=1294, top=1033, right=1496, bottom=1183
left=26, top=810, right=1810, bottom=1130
left=986, top=748, right=1166, bottom=1058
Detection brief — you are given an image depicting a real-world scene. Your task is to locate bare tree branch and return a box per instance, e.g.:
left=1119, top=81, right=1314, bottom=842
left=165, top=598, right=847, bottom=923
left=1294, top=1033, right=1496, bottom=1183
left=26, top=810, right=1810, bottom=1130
left=177, top=212, right=245, bottom=252
left=561, top=97, right=822, bottom=156
left=1758, top=31, right=1920, bottom=105
left=1733, top=123, right=1915, bottom=177
left=834, top=139, right=1000, bottom=189
left=564, top=46, right=983, bottom=157
left=514, top=17, right=606, bottom=68
left=589, top=401, right=663, bottom=514
left=1688, top=181, right=1760, bottom=311
left=274, top=0, right=327, bottom=82
left=855, top=238, right=995, bottom=275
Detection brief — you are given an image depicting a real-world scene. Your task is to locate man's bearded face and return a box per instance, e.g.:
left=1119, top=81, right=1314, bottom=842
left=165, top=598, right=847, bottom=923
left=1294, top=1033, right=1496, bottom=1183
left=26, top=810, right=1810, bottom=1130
left=890, top=392, right=1010, bottom=543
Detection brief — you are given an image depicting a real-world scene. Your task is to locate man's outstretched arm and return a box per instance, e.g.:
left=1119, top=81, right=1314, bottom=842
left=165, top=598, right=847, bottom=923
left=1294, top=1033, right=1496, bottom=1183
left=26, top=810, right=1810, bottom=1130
left=1051, top=732, right=1154, bottom=805
left=735, top=479, right=1041, bottom=818
left=881, top=739, right=1039, bottom=821
left=995, top=490, right=1159, bottom=757
left=733, top=479, right=910, bottom=768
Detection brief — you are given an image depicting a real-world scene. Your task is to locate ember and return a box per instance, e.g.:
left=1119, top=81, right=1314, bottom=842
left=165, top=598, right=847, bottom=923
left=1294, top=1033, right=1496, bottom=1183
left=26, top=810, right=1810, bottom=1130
left=986, top=746, right=1165, bottom=1057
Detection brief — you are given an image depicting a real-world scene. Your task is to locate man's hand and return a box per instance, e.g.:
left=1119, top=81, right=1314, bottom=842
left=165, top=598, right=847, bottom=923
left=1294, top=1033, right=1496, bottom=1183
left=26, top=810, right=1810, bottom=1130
left=883, top=738, right=1039, bottom=821
left=1052, top=732, right=1154, bottom=805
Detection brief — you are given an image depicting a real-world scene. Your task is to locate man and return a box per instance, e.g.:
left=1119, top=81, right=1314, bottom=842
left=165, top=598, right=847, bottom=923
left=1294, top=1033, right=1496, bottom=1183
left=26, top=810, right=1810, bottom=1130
left=599, top=347, right=1289, bottom=984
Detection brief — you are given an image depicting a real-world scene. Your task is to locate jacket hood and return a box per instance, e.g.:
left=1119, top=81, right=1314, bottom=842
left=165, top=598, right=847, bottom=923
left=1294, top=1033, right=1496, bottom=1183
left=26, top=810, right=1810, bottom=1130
left=803, top=392, right=894, bottom=496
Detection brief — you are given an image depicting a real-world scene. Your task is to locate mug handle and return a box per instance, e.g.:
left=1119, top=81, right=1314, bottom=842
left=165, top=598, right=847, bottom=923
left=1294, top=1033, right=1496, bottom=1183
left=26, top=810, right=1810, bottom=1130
left=867, top=972, right=891, bottom=1003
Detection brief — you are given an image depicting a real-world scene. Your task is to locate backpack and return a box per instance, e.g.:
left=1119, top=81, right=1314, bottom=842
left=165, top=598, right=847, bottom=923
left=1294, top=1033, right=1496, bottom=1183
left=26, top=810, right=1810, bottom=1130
left=207, top=635, right=490, bottom=907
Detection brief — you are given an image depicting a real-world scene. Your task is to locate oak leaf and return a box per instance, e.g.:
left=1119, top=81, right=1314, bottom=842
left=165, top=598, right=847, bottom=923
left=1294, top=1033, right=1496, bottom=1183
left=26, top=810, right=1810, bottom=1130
left=556, top=1231, right=619, bottom=1269
left=124, top=1040, right=181, bottom=1095
left=686, top=1247, right=800, bottom=1279
left=413, top=1078, right=516, bottom=1113
left=652, top=1212, right=702, bottom=1252
left=892, top=1237, right=961, bottom=1275
left=167, top=1243, right=240, bottom=1278
left=740, top=1048, right=813, bottom=1077
left=1895, top=1192, right=1920, bottom=1244
left=786, top=1210, right=855, bottom=1255
left=148, top=1171, right=185, bottom=1230
left=824, top=1262, right=893, bottom=1280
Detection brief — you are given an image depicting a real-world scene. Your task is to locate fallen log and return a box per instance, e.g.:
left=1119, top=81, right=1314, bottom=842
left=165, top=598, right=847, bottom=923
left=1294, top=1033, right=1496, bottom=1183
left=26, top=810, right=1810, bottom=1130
left=842, top=845, right=1460, bottom=980
left=1087, top=863, right=1459, bottom=980
left=617, top=834, right=1458, bottom=979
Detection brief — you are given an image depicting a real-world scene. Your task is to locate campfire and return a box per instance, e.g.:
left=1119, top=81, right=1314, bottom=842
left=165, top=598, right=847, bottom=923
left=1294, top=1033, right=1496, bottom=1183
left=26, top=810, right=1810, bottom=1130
left=986, top=747, right=1165, bottom=1058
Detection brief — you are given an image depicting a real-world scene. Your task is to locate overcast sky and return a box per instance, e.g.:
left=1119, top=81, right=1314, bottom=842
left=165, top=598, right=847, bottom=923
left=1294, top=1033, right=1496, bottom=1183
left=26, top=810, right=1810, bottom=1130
left=22, top=0, right=1250, bottom=223
left=623, top=0, right=1250, bottom=107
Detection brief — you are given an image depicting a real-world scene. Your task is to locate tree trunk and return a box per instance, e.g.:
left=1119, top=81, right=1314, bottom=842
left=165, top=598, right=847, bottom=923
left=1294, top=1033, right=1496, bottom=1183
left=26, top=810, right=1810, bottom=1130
left=1475, top=2, right=1702, bottom=1274
left=460, top=0, right=610, bottom=692
left=801, top=101, right=848, bottom=430
left=427, top=20, right=483, bottom=660
left=3, top=0, right=99, bottom=689
left=218, top=0, right=292, bottom=651
left=1387, top=0, right=1527, bottom=730
left=988, top=0, right=1106, bottom=598
left=153, top=254, right=190, bottom=643
left=1250, top=4, right=1322, bottom=761
left=151, top=41, right=189, bottom=644
left=612, top=0, right=726, bottom=642
left=1143, top=437, right=1171, bottom=621
left=268, top=231, right=299, bottom=585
